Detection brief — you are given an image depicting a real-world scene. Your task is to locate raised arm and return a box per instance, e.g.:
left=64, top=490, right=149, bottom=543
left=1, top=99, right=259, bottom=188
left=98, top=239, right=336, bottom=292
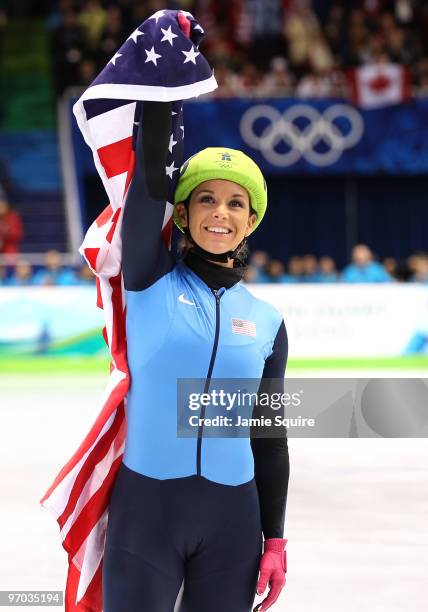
left=122, top=100, right=176, bottom=292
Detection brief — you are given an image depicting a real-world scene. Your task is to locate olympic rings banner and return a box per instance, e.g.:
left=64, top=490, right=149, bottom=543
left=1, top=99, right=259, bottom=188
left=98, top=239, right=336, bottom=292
left=181, top=98, right=428, bottom=174
left=69, top=97, right=428, bottom=178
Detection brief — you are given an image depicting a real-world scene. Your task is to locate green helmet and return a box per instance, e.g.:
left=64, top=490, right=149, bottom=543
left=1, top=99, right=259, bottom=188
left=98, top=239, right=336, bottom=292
left=173, top=147, right=267, bottom=233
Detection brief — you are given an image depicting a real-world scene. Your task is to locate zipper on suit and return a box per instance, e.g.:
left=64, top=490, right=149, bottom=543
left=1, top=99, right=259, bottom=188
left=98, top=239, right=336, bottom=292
left=196, top=287, right=224, bottom=476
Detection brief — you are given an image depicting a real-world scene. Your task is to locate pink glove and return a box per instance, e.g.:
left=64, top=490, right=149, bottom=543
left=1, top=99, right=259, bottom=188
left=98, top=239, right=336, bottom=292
left=253, top=538, right=287, bottom=612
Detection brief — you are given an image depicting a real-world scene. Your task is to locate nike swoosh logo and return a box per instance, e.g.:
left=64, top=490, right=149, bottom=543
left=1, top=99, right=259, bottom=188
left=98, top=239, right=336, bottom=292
left=178, top=293, right=198, bottom=307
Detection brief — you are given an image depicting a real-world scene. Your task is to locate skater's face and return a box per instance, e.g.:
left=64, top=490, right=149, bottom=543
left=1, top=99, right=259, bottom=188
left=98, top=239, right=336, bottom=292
left=175, top=179, right=257, bottom=266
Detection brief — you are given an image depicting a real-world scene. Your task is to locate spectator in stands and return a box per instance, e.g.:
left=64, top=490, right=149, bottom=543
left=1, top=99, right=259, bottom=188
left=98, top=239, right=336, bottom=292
left=381, top=11, right=418, bottom=66
left=323, top=3, right=346, bottom=57
left=342, top=244, right=391, bottom=283
left=8, top=260, right=34, bottom=286
left=245, top=0, right=285, bottom=70
left=283, top=255, right=304, bottom=283
left=33, top=250, right=75, bottom=286
left=344, top=9, right=370, bottom=66
left=77, top=57, right=98, bottom=87
left=301, top=254, right=319, bottom=282
left=248, top=249, right=270, bottom=282
left=265, top=258, right=287, bottom=282
left=296, top=69, right=337, bottom=97
left=77, top=0, right=107, bottom=50
left=209, top=63, right=241, bottom=98
left=318, top=255, right=339, bottom=282
left=0, top=158, right=13, bottom=197
left=46, top=0, right=73, bottom=31
left=243, top=265, right=259, bottom=284
left=259, top=56, right=294, bottom=96
left=382, top=256, right=399, bottom=281
left=409, top=253, right=428, bottom=284
left=51, top=9, right=86, bottom=95
left=96, top=5, right=126, bottom=68
left=128, top=0, right=160, bottom=27
left=74, top=262, right=96, bottom=285
left=405, top=252, right=420, bottom=279
left=0, top=192, right=24, bottom=254
left=414, top=57, right=428, bottom=96
left=0, top=6, right=6, bottom=73
left=235, top=61, right=263, bottom=94
left=308, top=30, right=335, bottom=74
left=284, top=3, right=323, bottom=78
left=0, top=263, right=6, bottom=286
left=49, top=0, right=428, bottom=98
left=204, top=23, right=237, bottom=68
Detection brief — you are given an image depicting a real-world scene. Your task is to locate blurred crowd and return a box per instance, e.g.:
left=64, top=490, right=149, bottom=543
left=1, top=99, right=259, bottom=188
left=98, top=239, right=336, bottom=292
left=2, top=2, right=428, bottom=288
left=1, top=245, right=427, bottom=286
left=1, top=175, right=427, bottom=286
left=43, top=0, right=428, bottom=97
left=0, top=250, right=95, bottom=287
left=0, top=176, right=95, bottom=286
left=244, top=244, right=428, bottom=284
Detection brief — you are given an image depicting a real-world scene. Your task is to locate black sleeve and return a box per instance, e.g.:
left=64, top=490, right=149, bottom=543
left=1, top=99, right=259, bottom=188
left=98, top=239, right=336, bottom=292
left=122, top=101, right=175, bottom=291
left=250, top=320, right=290, bottom=539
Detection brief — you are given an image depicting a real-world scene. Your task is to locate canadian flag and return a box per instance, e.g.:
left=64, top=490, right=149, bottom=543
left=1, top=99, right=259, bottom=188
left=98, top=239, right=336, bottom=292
left=348, top=63, right=411, bottom=109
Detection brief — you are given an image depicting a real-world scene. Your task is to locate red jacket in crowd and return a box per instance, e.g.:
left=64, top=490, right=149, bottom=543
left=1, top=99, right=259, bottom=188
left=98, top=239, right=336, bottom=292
left=0, top=208, right=24, bottom=254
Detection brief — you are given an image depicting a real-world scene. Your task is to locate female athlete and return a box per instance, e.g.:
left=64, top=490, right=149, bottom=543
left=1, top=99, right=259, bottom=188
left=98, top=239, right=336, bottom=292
left=102, top=100, right=290, bottom=612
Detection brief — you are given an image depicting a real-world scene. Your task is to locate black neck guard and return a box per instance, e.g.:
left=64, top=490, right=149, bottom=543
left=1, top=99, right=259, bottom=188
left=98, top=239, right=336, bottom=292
left=183, top=249, right=246, bottom=290
left=183, top=226, right=247, bottom=267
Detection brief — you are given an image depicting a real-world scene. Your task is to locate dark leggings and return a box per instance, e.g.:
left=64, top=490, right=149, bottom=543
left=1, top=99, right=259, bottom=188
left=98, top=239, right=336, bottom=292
left=103, top=462, right=263, bottom=612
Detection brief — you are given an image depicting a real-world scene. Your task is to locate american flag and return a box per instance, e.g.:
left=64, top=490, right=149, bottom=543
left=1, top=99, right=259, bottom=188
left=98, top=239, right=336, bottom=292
left=39, top=10, right=217, bottom=611
left=232, top=318, right=257, bottom=337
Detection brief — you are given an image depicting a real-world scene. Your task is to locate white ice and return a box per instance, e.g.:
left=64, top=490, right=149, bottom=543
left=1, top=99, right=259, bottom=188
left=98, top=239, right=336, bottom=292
left=0, top=373, right=427, bottom=611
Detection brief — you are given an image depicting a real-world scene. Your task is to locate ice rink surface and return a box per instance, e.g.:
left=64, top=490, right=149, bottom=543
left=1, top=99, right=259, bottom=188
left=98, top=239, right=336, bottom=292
left=1, top=372, right=427, bottom=612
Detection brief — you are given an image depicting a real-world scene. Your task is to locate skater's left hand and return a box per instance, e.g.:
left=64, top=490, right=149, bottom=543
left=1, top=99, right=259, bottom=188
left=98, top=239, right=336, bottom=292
left=253, top=538, right=287, bottom=612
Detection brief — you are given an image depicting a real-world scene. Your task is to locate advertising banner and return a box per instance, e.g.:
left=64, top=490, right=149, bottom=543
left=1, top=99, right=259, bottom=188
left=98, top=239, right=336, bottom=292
left=1, top=285, right=427, bottom=358
left=182, top=98, right=428, bottom=175
left=0, top=287, right=104, bottom=356
left=247, top=283, right=428, bottom=357
left=69, top=97, right=428, bottom=179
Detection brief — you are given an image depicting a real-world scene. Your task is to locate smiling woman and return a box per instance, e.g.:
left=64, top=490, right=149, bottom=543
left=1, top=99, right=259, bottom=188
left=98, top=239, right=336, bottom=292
left=173, top=146, right=267, bottom=270
left=175, top=178, right=257, bottom=268
left=105, top=101, right=290, bottom=612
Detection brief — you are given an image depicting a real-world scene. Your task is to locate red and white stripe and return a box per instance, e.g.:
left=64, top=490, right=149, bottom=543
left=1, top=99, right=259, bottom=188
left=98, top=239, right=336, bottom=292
left=40, top=103, right=173, bottom=611
left=40, top=12, right=217, bottom=610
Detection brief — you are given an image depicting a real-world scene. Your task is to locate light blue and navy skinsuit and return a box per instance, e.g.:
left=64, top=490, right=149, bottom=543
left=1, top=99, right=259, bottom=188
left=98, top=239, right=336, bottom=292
left=103, top=102, right=290, bottom=612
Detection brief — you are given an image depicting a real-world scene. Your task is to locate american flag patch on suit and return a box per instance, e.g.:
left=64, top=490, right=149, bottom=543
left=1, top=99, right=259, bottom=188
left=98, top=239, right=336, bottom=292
left=232, top=318, right=257, bottom=337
